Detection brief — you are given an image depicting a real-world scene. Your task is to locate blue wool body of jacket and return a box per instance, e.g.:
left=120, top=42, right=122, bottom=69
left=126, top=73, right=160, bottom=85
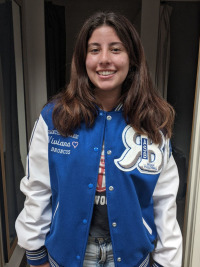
left=45, top=104, right=160, bottom=266
left=16, top=103, right=182, bottom=267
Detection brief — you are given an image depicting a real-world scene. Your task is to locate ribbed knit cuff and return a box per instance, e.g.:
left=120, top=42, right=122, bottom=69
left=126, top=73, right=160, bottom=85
left=152, top=261, right=163, bottom=267
left=26, top=246, right=49, bottom=265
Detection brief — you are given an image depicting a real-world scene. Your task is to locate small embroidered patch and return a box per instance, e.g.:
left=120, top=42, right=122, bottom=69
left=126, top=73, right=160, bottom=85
left=72, top=141, right=79, bottom=148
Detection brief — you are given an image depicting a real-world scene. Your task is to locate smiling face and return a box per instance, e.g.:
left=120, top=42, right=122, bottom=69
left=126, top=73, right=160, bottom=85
left=86, top=26, right=130, bottom=98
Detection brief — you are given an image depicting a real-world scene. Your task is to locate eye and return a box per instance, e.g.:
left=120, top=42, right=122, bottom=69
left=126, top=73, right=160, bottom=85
left=111, top=47, right=121, bottom=53
left=88, top=48, right=100, bottom=54
left=92, top=49, right=99, bottom=53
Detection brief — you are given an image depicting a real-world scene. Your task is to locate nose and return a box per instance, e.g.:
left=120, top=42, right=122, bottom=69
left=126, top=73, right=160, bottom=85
left=99, top=49, right=111, bottom=65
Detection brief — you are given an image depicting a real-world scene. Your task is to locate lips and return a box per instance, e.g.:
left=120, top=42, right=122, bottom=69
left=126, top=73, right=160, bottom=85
left=97, top=70, right=116, bottom=76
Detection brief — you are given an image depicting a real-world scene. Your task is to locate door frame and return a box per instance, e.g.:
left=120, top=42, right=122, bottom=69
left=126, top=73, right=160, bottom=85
left=183, top=41, right=200, bottom=267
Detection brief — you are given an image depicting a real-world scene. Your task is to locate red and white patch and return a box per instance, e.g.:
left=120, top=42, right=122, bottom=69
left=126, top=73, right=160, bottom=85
left=96, top=152, right=106, bottom=192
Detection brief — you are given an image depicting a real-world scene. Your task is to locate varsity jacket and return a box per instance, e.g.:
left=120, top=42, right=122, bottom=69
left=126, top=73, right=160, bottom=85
left=15, top=103, right=182, bottom=267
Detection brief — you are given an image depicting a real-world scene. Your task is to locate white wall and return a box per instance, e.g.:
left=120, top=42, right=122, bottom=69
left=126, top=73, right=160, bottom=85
left=23, top=0, right=47, bottom=134
left=12, top=0, right=27, bottom=170
left=0, top=1, right=47, bottom=266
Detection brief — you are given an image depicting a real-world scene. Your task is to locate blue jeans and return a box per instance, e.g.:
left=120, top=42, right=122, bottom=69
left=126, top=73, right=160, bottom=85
left=83, top=236, right=115, bottom=267
left=83, top=237, right=151, bottom=267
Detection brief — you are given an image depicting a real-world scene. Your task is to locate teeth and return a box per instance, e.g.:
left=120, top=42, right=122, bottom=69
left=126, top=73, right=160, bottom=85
left=98, top=71, right=115, bottom=76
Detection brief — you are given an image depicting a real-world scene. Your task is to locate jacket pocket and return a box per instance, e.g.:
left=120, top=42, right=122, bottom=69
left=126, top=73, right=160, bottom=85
left=142, top=217, right=152, bottom=235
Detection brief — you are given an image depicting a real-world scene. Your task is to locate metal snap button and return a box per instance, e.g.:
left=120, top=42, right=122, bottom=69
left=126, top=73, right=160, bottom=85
left=109, top=186, right=114, bottom=191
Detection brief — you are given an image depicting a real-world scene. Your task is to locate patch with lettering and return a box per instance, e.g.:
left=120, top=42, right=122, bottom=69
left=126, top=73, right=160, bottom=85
left=48, top=130, right=79, bottom=155
left=114, top=126, right=164, bottom=174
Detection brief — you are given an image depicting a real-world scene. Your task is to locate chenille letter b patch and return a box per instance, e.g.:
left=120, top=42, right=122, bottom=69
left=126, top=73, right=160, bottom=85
left=114, top=126, right=164, bottom=174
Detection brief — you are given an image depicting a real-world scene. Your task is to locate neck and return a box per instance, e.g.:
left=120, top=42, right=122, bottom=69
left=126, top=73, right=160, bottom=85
left=94, top=89, right=121, bottom=112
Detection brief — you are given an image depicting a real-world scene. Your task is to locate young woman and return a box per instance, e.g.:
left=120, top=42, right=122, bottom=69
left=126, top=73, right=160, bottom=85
left=16, top=12, right=182, bottom=267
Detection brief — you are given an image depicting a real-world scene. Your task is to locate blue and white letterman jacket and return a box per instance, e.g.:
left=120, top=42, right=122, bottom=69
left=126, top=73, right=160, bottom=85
left=15, top=103, right=182, bottom=267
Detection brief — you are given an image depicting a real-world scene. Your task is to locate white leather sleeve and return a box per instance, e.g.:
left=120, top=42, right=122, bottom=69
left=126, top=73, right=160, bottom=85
left=15, top=114, right=52, bottom=250
left=152, top=140, right=182, bottom=267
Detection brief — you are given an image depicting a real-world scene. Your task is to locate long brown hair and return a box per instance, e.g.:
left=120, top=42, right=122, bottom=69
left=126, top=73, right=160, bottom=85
left=52, top=11, right=174, bottom=144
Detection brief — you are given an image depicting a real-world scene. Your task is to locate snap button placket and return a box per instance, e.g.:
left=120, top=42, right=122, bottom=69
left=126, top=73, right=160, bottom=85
left=117, top=257, right=122, bottom=262
left=88, top=183, right=94, bottom=189
left=109, top=186, right=114, bottom=191
left=76, top=255, right=80, bottom=260
left=112, top=222, right=117, bottom=227
left=82, top=219, right=87, bottom=224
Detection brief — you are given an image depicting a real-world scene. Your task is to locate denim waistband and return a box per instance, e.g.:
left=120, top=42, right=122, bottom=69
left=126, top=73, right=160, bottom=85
left=48, top=249, right=150, bottom=267
left=88, top=236, right=112, bottom=244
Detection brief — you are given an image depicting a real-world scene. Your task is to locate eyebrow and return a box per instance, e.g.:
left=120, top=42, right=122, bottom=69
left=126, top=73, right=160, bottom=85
left=88, top=42, right=124, bottom=47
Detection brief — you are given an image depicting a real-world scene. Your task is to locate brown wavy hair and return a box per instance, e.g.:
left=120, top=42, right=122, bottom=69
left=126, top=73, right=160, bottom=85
left=52, top=11, right=175, bottom=144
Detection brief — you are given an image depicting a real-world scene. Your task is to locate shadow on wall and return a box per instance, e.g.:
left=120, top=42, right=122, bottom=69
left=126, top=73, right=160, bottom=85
left=172, top=146, right=187, bottom=232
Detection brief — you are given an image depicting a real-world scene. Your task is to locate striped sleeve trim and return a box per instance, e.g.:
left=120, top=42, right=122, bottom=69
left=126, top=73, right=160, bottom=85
left=152, top=262, right=163, bottom=267
left=48, top=254, right=60, bottom=267
left=26, top=246, right=48, bottom=265
left=139, top=254, right=150, bottom=267
left=29, top=119, right=39, bottom=148
left=27, top=118, right=39, bottom=179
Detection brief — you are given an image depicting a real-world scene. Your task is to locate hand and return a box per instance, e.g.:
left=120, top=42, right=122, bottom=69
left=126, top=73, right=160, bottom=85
left=30, top=263, right=50, bottom=267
